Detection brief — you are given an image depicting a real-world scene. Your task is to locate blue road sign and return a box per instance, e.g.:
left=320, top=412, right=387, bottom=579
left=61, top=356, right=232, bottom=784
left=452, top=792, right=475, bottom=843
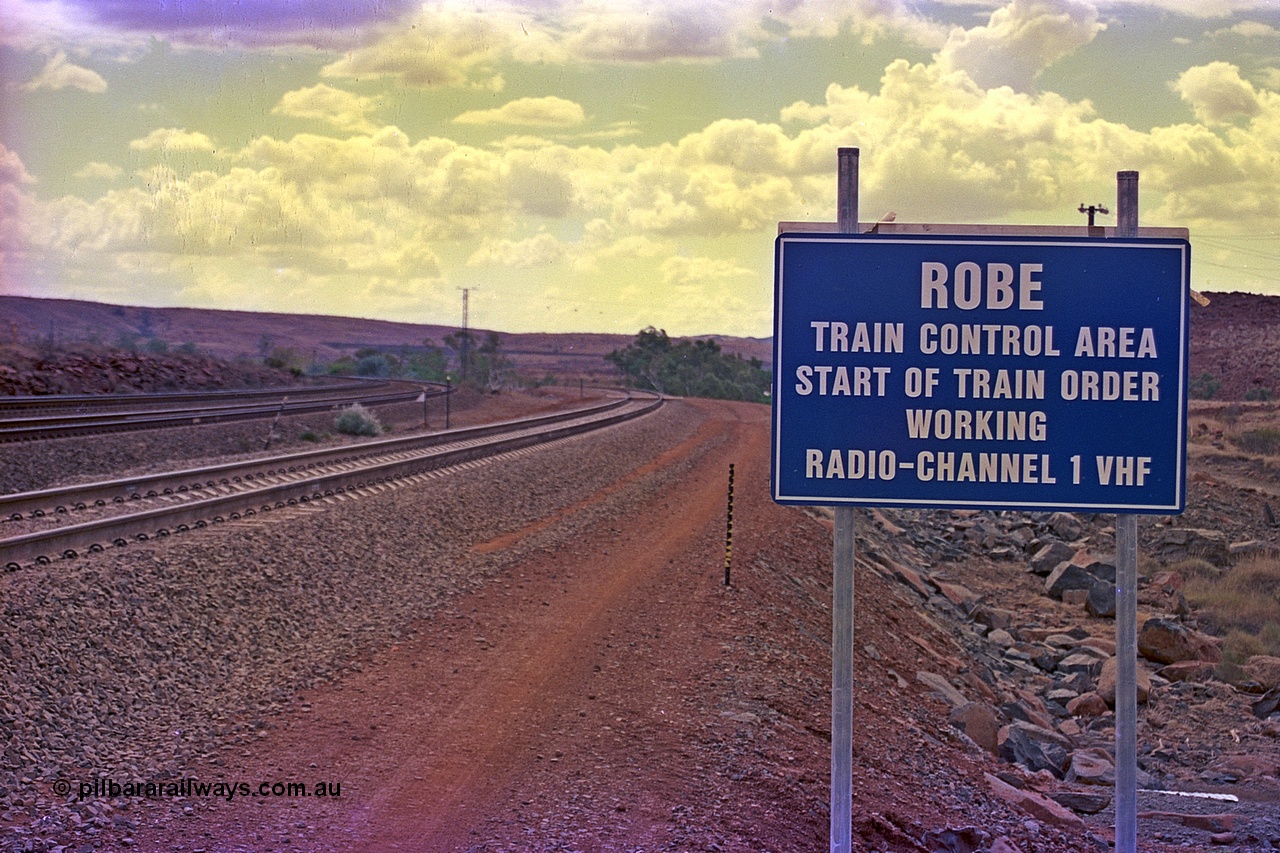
left=772, top=233, right=1190, bottom=512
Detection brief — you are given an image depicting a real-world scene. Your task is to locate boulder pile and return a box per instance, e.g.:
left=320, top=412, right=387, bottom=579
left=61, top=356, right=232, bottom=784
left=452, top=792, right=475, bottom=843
left=857, top=504, right=1280, bottom=847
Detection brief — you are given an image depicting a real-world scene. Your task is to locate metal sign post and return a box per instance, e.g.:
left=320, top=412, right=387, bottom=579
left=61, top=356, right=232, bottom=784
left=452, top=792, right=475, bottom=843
left=1114, top=170, right=1141, bottom=853
left=830, top=147, right=858, bottom=853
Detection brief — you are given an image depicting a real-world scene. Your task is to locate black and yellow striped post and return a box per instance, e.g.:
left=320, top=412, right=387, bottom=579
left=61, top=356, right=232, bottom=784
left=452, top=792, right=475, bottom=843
left=724, top=463, right=734, bottom=586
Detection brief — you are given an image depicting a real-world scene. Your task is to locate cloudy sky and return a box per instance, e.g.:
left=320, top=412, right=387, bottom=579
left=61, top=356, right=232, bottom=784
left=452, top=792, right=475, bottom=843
left=2, top=0, right=1279, bottom=338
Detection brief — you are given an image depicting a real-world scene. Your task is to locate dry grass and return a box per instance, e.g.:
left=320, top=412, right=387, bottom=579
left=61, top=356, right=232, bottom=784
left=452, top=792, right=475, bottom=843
left=1151, top=557, right=1222, bottom=582
left=1186, top=557, right=1280, bottom=632
left=1233, top=427, right=1280, bottom=456
left=1185, top=557, right=1280, bottom=679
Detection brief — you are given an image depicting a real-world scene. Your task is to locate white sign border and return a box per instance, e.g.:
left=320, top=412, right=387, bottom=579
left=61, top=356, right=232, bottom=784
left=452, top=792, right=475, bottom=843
left=772, top=233, right=1191, bottom=512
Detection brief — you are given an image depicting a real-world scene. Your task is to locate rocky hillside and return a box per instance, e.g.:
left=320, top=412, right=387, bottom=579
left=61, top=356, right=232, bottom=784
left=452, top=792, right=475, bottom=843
left=1190, top=291, right=1280, bottom=401
left=0, top=345, right=300, bottom=396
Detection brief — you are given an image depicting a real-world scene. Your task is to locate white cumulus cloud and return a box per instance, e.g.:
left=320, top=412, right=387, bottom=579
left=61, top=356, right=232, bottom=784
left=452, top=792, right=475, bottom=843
left=454, top=96, right=586, bottom=127
left=22, top=50, right=106, bottom=92
left=936, top=0, right=1104, bottom=91
left=1173, top=61, right=1262, bottom=124
left=273, top=84, right=379, bottom=134
left=129, top=128, right=217, bottom=154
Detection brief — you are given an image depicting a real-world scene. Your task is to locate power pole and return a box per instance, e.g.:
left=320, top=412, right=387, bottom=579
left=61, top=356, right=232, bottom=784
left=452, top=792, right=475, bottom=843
left=1078, top=202, right=1109, bottom=227
left=458, top=287, right=471, bottom=381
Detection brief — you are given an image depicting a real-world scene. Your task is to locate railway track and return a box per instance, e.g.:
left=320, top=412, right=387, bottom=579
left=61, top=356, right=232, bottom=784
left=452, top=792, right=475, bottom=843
left=0, top=378, right=445, bottom=442
left=0, top=392, right=662, bottom=570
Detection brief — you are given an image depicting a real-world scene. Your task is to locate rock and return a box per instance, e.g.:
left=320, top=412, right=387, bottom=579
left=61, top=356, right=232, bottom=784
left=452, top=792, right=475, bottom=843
left=998, top=721, right=1072, bottom=777
left=923, top=826, right=989, bottom=853
left=1046, top=512, right=1082, bottom=540
left=1072, top=553, right=1117, bottom=584
left=1003, top=691, right=1056, bottom=731
left=1150, top=570, right=1184, bottom=593
left=1066, top=692, right=1109, bottom=717
left=1078, top=636, right=1116, bottom=657
left=1096, top=656, right=1152, bottom=706
left=1244, top=656, right=1280, bottom=690
left=890, top=560, right=936, bottom=599
left=949, top=702, right=1000, bottom=756
left=1062, top=589, right=1089, bottom=607
left=917, top=671, right=968, bottom=707
left=1043, top=633, right=1081, bottom=648
left=1150, top=528, right=1231, bottom=564
left=964, top=523, right=997, bottom=548
left=1021, top=626, right=1089, bottom=642
left=1029, top=541, right=1075, bottom=576
left=988, top=628, right=1015, bottom=647
left=1048, top=789, right=1111, bottom=814
left=1057, top=653, right=1102, bottom=677
left=1156, top=660, right=1216, bottom=683
left=934, top=579, right=982, bottom=614
left=1065, top=749, right=1114, bottom=786
left=1253, top=686, right=1280, bottom=720
left=985, top=772, right=1088, bottom=832
left=1044, top=562, right=1101, bottom=601
left=1138, top=617, right=1221, bottom=664
left=1057, top=718, right=1083, bottom=737
left=973, top=605, right=1015, bottom=631
left=1084, top=581, right=1116, bottom=618
left=990, top=839, right=1025, bottom=853
left=1229, top=539, right=1272, bottom=558
left=1206, top=752, right=1275, bottom=782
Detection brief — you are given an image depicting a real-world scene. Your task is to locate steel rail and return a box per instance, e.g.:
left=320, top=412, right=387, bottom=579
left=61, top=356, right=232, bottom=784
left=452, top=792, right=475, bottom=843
left=0, top=382, right=447, bottom=442
left=1, top=395, right=631, bottom=521
left=1, top=393, right=662, bottom=570
left=0, top=376, right=393, bottom=412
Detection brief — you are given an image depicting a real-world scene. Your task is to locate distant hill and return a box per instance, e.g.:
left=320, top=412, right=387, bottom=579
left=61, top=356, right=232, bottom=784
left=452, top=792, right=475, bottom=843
left=0, top=296, right=772, bottom=382
left=2, top=292, right=1277, bottom=400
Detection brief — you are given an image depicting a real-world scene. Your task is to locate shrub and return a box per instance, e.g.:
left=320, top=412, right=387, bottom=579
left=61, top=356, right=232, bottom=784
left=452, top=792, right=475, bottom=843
left=1189, top=372, right=1220, bottom=400
left=1218, top=629, right=1267, bottom=683
left=1245, top=386, right=1273, bottom=402
left=355, top=353, right=392, bottom=377
left=335, top=404, right=381, bottom=437
left=264, top=346, right=297, bottom=370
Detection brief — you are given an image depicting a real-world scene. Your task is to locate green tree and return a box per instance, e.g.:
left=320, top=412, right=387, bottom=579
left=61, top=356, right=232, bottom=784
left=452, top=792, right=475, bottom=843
left=407, top=338, right=449, bottom=381
left=606, top=328, right=771, bottom=403
left=605, top=327, right=673, bottom=394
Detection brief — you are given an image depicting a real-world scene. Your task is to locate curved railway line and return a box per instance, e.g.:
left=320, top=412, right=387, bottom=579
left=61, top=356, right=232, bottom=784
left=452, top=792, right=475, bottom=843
left=1, top=391, right=662, bottom=571
left=0, top=378, right=445, bottom=442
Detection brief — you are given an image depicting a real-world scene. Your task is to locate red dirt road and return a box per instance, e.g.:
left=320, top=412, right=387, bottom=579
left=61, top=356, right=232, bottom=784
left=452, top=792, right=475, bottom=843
left=122, top=398, right=823, bottom=851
